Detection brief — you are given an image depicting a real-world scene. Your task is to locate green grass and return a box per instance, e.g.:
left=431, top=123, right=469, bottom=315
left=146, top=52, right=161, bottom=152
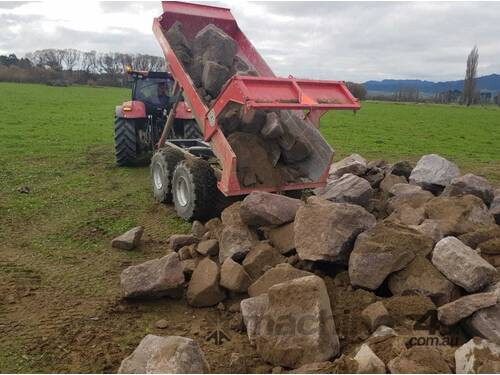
left=0, top=82, right=190, bottom=245
left=321, top=101, right=500, bottom=182
left=1, top=82, right=499, bottom=248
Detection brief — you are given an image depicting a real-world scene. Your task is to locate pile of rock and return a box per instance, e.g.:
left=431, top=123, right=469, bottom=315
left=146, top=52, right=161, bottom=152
left=117, top=153, right=500, bottom=373
left=163, top=21, right=332, bottom=189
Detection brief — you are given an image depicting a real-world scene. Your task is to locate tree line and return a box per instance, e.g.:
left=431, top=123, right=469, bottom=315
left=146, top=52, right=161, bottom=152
left=0, top=48, right=165, bottom=87
left=1, top=46, right=497, bottom=106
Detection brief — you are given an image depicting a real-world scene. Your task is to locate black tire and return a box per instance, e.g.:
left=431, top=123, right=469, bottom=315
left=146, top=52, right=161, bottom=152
left=171, top=158, right=220, bottom=221
left=114, top=117, right=137, bottom=166
left=150, top=147, right=185, bottom=203
left=183, top=120, right=203, bottom=139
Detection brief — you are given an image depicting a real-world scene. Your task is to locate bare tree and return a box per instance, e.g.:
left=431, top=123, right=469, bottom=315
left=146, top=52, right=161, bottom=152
left=463, top=45, right=479, bottom=106
left=82, top=51, right=97, bottom=73
left=345, top=82, right=367, bottom=100
left=29, top=49, right=63, bottom=70
left=97, top=52, right=121, bottom=75
left=62, top=49, right=80, bottom=71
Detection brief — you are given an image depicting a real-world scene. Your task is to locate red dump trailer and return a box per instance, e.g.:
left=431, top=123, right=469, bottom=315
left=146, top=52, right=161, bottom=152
left=150, top=1, right=360, bottom=221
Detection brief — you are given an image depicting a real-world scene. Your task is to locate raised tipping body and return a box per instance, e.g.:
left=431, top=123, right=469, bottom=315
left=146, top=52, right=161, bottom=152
left=153, top=1, right=360, bottom=197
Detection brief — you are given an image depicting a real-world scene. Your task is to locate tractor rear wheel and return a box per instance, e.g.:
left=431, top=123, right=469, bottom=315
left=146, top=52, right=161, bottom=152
left=151, top=147, right=185, bottom=203
left=114, top=118, right=137, bottom=166
left=172, top=158, right=219, bottom=221
left=183, top=120, right=203, bottom=139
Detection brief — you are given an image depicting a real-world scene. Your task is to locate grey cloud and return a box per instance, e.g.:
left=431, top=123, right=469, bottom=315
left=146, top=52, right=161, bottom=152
left=99, top=1, right=160, bottom=13
left=1, top=1, right=499, bottom=82
left=0, top=13, right=160, bottom=56
left=0, top=1, right=33, bottom=10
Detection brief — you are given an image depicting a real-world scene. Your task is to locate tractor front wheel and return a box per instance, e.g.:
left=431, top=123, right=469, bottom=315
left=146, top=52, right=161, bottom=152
left=114, top=118, right=137, bottom=166
left=172, top=159, right=219, bottom=221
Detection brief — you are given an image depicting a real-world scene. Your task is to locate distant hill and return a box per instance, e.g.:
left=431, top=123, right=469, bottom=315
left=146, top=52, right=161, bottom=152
left=363, top=73, right=500, bottom=94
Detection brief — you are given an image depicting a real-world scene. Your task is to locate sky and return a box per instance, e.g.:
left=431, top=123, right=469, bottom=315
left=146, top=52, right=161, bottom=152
left=1, top=1, right=499, bottom=83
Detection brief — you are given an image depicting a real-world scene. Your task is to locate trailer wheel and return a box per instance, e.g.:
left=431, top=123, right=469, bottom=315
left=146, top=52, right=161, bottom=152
left=151, top=147, right=185, bottom=203
left=172, top=159, right=219, bottom=221
left=183, top=120, right=203, bottom=139
left=115, top=117, right=137, bottom=166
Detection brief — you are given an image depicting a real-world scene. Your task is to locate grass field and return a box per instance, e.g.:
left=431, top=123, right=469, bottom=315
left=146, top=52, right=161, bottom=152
left=0, top=82, right=499, bottom=372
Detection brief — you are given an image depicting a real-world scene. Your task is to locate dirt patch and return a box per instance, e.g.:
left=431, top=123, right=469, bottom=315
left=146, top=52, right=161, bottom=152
left=323, top=276, right=377, bottom=352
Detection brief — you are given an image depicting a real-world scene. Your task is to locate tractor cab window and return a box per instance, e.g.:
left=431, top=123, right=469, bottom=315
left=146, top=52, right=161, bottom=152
left=134, top=78, right=171, bottom=108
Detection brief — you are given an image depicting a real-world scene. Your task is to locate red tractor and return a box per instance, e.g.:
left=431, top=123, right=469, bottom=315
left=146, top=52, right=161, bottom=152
left=114, top=69, right=202, bottom=166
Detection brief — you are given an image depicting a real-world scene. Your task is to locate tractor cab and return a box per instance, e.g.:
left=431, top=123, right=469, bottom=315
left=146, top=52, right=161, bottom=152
left=128, top=70, right=174, bottom=115
left=114, top=68, right=201, bottom=167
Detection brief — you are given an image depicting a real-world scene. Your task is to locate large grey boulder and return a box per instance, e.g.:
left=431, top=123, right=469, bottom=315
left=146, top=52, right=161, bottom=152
left=191, top=220, right=207, bottom=239
left=240, top=191, right=301, bottom=227
left=318, top=173, right=373, bottom=207
left=388, top=255, right=459, bottom=306
left=386, top=189, right=434, bottom=214
left=240, top=108, right=266, bottom=134
left=220, top=257, right=252, bottom=293
left=193, top=24, right=236, bottom=67
left=409, top=220, right=444, bottom=244
left=349, top=222, right=434, bottom=290
left=424, top=195, right=496, bottom=235
left=242, top=241, right=286, bottom=280
left=221, top=202, right=244, bottom=226
left=464, top=282, right=500, bottom=345
left=201, top=61, right=231, bottom=97
left=112, top=226, right=144, bottom=250
left=490, top=189, right=500, bottom=224
left=455, top=338, right=500, bottom=374
left=329, top=154, right=367, bottom=178
left=386, top=204, right=426, bottom=226
left=409, top=154, right=460, bottom=192
left=431, top=237, right=497, bottom=292
left=265, top=222, right=295, bottom=255
left=388, top=346, right=451, bottom=373
left=186, top=257, right=225, bottom=307
left=361, top=301, right=392, bottom=332
left=354, top=344, right=386, bottom=374
left=390, top=160, right=414, bottom=179
left=120, top=253, right=185, bottom=299
left=169, top=234, right=197, bottom=251
left=240, top=293, right=269, bottom=344
left=196, top=239, right=219, bottom=256
left=294, top=197, right=376, bottom=263
left=363, top=166, right=385, bottom=188
left=458, top=226, right=500, bottom=248
left=118, top=334, right=209, bottom=374
left=256, top=275, right=340, bottom=368
left=205, top=217, right=223, bottom=240
left=437, top=292, right=498, bottom=325
left=218, top=224, right=257, bottom=263
left=247, top=263, right=313, bottom=297
left=261, top=112, right=284, bottom=139
left=443, top=173, right=494, bottom=205
left=379, top=174, right=407, bottom=196
left=388, top=183, right=423, bottom=197
left=164, top=21, right=192, bottom=67
left=466, top=304, right=500, bottom=346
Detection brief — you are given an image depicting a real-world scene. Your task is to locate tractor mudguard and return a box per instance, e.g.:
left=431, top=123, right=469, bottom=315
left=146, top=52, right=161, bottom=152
left=174, top=101, right=195, bottom=120
left=115, top=100, right=147, bottom=119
